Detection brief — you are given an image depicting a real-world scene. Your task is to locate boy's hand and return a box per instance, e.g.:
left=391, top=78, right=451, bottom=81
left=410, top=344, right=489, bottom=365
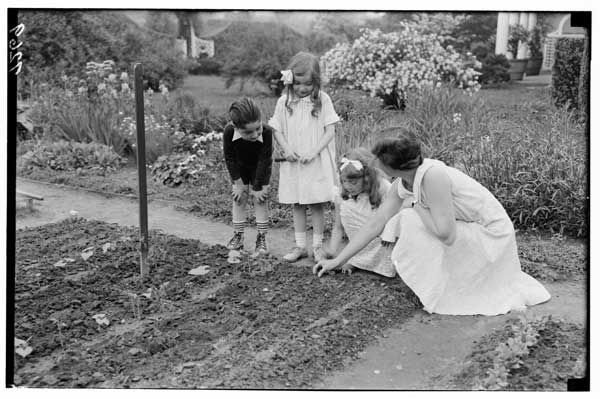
left=232, top=184, right=247, bottom=203
left=251, top=187, right=269, bottom=203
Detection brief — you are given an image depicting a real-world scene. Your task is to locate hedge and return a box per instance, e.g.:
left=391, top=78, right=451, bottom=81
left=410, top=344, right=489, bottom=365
left=551, top=38, right=584, bottom=110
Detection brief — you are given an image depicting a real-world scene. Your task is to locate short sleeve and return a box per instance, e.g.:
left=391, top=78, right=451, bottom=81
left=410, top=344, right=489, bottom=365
left=268, top=96, right=286, bottom=133
left=378, top=178, right=392, bottom=200
left=320, top=92, right=340, bottom=126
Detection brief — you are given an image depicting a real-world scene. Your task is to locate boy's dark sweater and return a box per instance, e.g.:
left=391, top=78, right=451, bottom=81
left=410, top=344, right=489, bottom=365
left=222, top=123, right=273, bottom=191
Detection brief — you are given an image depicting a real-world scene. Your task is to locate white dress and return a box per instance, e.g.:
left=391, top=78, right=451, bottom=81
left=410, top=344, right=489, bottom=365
left=335, top=179, right=414, bottom=278
left=390, top=159, right=551, bottom=316
left=268, top=91, right=340, bottom=204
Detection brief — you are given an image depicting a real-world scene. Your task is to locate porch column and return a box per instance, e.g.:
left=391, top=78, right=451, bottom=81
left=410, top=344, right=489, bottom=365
left=495, top=12, right=510, bottom=55
left=517, top=13, right=530, bottom=58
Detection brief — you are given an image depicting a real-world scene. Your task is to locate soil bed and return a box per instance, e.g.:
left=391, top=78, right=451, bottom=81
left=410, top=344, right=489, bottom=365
left=14, top=218, right=420, bottom=388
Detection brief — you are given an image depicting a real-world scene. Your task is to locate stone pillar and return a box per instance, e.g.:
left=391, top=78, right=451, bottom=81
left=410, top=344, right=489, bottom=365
left=495, top=12, right=510, bottom=55
left=517, top=13, right=530, bottom=59
left=528, top=13, right=537, bottom=30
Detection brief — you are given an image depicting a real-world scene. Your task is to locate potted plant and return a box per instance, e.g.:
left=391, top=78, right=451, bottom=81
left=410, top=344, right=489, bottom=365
left=526, top=25, right=544, bottom=76
left=507, top=24, right=530, bottom=81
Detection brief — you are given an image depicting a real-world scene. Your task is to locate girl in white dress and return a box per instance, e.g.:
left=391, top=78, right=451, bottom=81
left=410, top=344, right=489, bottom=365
left=269, top=52, right=341, bottom=263
left=326, top=148, right=414, bottom=277
left=314, top=135, right=551, bottom=316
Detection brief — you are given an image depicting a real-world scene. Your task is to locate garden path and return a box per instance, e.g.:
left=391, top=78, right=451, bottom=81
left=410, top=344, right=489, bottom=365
left=15, top=178, right=587, bottom=390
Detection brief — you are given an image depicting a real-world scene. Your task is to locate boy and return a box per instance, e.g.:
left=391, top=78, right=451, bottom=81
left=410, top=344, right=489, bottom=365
left=223, top=97, right=273, bottom=256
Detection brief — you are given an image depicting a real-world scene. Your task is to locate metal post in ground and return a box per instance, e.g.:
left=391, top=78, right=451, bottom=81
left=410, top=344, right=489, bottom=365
left=133, top=63, right=149, bottom=277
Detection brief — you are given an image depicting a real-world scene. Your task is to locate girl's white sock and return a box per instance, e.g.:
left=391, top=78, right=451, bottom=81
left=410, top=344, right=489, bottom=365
left=313, top=233, right=323, bottom=248
left=295, top=232, right=307, bottom=248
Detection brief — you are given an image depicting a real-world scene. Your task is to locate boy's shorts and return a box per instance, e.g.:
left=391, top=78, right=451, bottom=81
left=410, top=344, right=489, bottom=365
left=239, top=169, right=258, bottom=188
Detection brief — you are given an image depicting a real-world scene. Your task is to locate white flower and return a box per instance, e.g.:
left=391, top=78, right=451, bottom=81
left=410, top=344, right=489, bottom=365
left=97, top=83, right=106, bottom=92
left=108, top=73, right=117, bottom=82
left=452, top=113, right=462, bottom=124
left=280, top=70, right=294, bottom=85
left=121, top=83, right=130, bottom=92
left=78, top=87, right=87, bottom=95
left=120, top=72, right=129, bottom=81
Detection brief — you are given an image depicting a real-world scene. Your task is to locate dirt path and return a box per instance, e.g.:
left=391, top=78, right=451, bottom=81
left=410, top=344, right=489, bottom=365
left=15, top=178, right=587, bottom=389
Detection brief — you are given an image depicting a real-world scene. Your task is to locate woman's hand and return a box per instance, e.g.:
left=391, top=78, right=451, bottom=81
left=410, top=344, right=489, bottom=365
left=313, top=258, right=341, bottom=277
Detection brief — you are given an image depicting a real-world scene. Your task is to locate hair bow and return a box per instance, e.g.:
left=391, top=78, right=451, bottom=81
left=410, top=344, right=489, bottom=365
left=340, top=157, right=363, bottom=172
left=280, top=70, right=294, bottom=85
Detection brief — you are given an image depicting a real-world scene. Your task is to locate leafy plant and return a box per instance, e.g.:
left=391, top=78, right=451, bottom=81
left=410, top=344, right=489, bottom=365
left=150, top=153, right=211, bottom=187
left=17, top=141, right=126, bottom=173
left=527, top=25, right=544, bottom=58
left=507, top=24, right=530, bottom=59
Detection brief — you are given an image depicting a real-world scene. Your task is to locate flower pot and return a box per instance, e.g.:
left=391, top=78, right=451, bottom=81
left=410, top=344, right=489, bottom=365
left=508, top=59, right=528, bottom=81
left=525, top=56, right=544, bottom=76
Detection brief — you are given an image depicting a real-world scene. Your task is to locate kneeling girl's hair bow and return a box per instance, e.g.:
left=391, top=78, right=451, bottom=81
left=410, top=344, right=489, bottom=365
left=340, top=157, right=363, bottom=172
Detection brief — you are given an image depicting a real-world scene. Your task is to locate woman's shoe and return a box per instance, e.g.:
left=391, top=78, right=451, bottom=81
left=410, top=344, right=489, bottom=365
left=283, top=246, right=308, bottom=262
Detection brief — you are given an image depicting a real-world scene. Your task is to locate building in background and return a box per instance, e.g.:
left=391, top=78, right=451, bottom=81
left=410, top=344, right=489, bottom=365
left=495, top=12, right=584, bottom=72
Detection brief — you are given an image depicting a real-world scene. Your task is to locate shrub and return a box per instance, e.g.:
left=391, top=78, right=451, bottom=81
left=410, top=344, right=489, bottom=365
left=321, top=26, right=481, bottom=109
left=17, top=141, right=126, bottom=173
left=479, top=54, right=511, bottom=85
left=552, top=38, right=585, bottom=111
left=187, top=55, right=223, bottom=75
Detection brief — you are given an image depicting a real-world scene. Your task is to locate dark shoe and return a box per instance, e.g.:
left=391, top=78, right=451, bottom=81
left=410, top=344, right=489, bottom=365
left=227, top=232, right=244, bottom=250
left=252, top=232, right=269, bottom=257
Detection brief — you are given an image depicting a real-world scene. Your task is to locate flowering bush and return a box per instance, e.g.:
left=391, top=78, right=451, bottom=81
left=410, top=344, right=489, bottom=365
left=17, top=141, right=126, bottom=173
left=321, top=26, right=481, bottom=108
left=151, top=153, right=210, bottom=187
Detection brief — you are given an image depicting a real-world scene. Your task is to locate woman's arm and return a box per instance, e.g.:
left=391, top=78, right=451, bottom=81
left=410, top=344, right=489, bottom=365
left=314, top=179, right=404, bottom=276
left=414, top=166, right=456, bottom=245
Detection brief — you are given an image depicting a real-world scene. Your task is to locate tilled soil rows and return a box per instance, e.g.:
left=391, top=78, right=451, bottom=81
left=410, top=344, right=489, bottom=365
left=14, top=218, right=421, bottom=388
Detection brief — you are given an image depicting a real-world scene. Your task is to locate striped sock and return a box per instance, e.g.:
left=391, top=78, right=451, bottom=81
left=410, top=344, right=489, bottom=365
left=313, top=233, right=323, bottom=248
left=256, top=220, right=269, bottom=235
left=233, top=220, right=246, bottom=234
left=295, top=232, right=307, bottom=248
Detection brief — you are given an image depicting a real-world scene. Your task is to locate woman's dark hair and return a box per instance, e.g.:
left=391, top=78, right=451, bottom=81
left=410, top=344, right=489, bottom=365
left=284, top=51, right=322, bottom=117
left=371, top=135, right=423, bottom=171
left=229, top=97, right=262, bottom=128
left=339, top=147, right=387, bottom=208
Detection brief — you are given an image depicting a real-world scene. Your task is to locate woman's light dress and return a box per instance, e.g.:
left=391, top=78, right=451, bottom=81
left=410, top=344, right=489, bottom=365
left=390, top=159, right=551, bottom=316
